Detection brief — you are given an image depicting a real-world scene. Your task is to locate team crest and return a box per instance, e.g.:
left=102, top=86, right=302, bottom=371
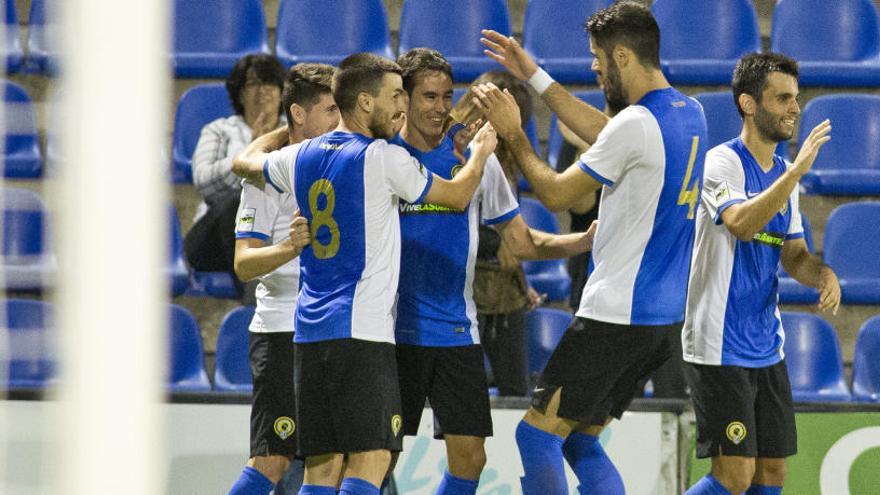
left=237, top=208, right=256, bottom=232
left=391, top=414, right=403, bottom=437
left=726, top=421, right=747, bottom=445
left=274, top=416, right=295, bottom=440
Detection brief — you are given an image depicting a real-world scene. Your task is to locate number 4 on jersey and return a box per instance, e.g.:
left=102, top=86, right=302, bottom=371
left=678, top=136, right=700, bottom=219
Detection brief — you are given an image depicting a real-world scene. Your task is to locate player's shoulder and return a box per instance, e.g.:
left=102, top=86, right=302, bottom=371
left=601, top=105, right=652, bottom=138
left=706, top=141, right=745, bottom=173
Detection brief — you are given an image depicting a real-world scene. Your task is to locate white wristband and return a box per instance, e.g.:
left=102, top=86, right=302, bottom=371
left=527, top=67, right=554, bottom=95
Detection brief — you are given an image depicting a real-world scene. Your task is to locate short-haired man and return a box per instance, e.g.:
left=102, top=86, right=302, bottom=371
left=233, top=53, right=497, bottom=495
left=391, top=48, right=595, bottom=495
left=227, top=63, right=338, bottom=495
left=683, top=53, right=839, bottom=495
left=474, top=2, right=708, bottom=493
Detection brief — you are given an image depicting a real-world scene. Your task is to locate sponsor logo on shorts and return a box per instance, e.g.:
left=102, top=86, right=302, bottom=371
left=391, top=414, right=403, bottom=437
left=274, top=416, right=295, bottom=440
left=726, top=421, right=747, bottom=445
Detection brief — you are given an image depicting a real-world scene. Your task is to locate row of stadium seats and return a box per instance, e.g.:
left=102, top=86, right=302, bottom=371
left=12, top=0, right=880, bottom=85
left=7, top=298, right=880, bottom=403
left=6, top=189, right=880, bottom=306
left=2, top=0, right=51, bottom=73
left=529, top=308, right=880, bottom=403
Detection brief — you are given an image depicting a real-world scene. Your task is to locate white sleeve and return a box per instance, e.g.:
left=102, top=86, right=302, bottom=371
left=235, top=181, right=280, bottom=242
left=786, top=162, right=804, bottom=239
left=263, top=144, right=302, bottom=196
left=701, top=146, right=747, bottom=225
left=373, top=141, right=432, bottom=203
left=576, top=107, right=647, bottom=187
left=480, top=154, right=520, bottom=225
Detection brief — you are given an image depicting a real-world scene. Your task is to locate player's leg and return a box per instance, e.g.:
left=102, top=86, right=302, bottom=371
left=387, top=345, right=433, bottom=490
left=746, top=361, right=797, bottom=494
left=748, top=458, right=786, bottom=494
left=430, top=345, right=493, bottom=494
left=563, top=418, right=623, bottom=495
left=301, top=454, right=345, bottom=493
left=685, top=363, right=760, bottom=495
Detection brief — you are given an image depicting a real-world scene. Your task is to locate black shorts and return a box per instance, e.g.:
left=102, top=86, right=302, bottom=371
left=687, top=360, right=797, bottom=459
left=396, top=344, right=493, bottom=439
left=294, top=338, right=403, bottom=457
left=249, top=332, right=297, bottom=458
left=532, top=317, right=678, bottom=425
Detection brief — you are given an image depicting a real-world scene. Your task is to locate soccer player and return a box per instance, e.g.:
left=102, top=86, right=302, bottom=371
left=227, top=63, right=339, bottom=495
left=474, top=2, right=708, bottom=493
left=391, top=48, right=596, bottom=495
left=683, top=53, right=839, bottom=495
left=232, top=53, right=497, bottom=495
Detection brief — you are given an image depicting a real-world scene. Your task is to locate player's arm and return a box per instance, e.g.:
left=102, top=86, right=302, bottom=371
left=480, top=29, right=609, bottom=144
left=472, top=83, right=602, bottom=212
left=497, top=215, right=596, bottom=260
left=781, top=238, right=841, bottom=315
left=233, top=210, right=310, bottom=281
left=422, top=123, right=497, bottom=210
left=231, top=126, right=289, bottom=187
left=720, top=120, right=831, bottom=241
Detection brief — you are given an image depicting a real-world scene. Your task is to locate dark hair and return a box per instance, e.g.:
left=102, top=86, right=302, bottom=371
left=732, top=52, right=800, bottom=117
left=225, top=53, right=286, bottom=115
left=585, top=1, right=661, bottom=70
left=282, top=63, right=336, bottom=124
left=333, top=53, right=402, bottom=116
left=397, top=48, right=453, bottom=95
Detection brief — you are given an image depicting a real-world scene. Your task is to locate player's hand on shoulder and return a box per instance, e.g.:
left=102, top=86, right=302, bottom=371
left=792, top=119, right=831, bottom=177
left=480, top=29, right=539, bottom=81
left=288, top=209, right=311, bottom=255
left=817, top=265, right=841, bottom=316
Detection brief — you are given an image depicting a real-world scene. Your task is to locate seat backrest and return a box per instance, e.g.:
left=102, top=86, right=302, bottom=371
left=275, top=0, right=392, bottom=66
left=168, top=304, right=211, bottom=391
left=173, top=0, right=267, bottom=58
left=781, top=312, right=848, bottom=393
left=6, top=298, right=55, bottom=388
left=214, top=305, right=255, bottom=391
left=522, top=0, right=610, bottom=60
left=853, top=316, right=880, bottom=401
left=519, top=197, right=560, bottom=234
left=771, top=0, right=880, bottom=62
left=798, top=94, right=880, bottom=172
left=653, top=0, right=759, bottom=60
left=27, top=0, right=53, bottom=69
left=3, top=187, right=48, bottom=261
left=399, top=0, right=511, bottom=60
left=526, top=308, right=573, bottom=375
left=171, top=84, right=234, bottom=183
left=3, top=80, right=41, bottom=176
left=823, top=202, right=880, bottom=279
left=4, top=0, right=22, bottom=72
left=547, top=90, right=605, bottom=169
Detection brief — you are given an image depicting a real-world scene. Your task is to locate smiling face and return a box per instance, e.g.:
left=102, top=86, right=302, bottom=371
left=752, top=72, right=801, bottom=142
left=405, top=70, right=454, bottom=145
left=368, top=72, right=407, bottom=140
left=590, top=38, right=629, bottom=114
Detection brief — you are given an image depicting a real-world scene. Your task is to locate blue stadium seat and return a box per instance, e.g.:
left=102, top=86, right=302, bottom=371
left=214, top=306, right=255, bottom=392
left=168, top=304, right=211, bottom=392
left=3, top=80, right=42, bottom=178
left=526, top=308, right=572, bottom=376
left=3, top=187, right=54, bottom=290
left=3, top=0, right=23, bottom=73
left=823, top=202, right=880, bottom=304
left=275, top=0, right=393, bottom=67
left=26, top=0, right=56, bottom=74
left=692, top=92, right=788, bottom=159
left=172, top=0, right=269, bottom=78
left=399, top=0, right=511, bottom=82
left=187, top=272, right=239, bottom=299
left=771, top=0, right=880, bottom=87
left=853, top=316, right=880, bottom=402
left=797, top=94, right=880, bottom=195
left=547, top=90, right=605, bottom=170
left=171, top=83, right=233, bottom=184
left=522, top=0, right=610, bottom=84
left=777, top=213, right=819, bottom=304
left=6, top=299, right=55, bottom=389
left=519, top=198, right=571, bottom=302
left=652, top=0, right=760, bottom=85
left=168, top=209, right=189, bottom=297
left=781, top=312, right=851, bottom=402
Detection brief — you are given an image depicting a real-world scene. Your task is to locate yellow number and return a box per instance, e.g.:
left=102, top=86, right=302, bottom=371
left=678, top=136, right=700, bottom=220
left=308, top=179, right=340, bottom=259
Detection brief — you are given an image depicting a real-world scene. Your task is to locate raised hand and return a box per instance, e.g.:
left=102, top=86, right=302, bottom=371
left=792, top=119, right=831, bottom=177
left=480, top=29, right=539, bottom=81
left=470, top=122, right=498, bottom=158
left=472, top=83, right=522, bottom=141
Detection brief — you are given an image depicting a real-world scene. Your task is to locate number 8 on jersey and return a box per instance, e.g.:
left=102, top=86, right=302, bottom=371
left=309, top=179, right=340, bottom=259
